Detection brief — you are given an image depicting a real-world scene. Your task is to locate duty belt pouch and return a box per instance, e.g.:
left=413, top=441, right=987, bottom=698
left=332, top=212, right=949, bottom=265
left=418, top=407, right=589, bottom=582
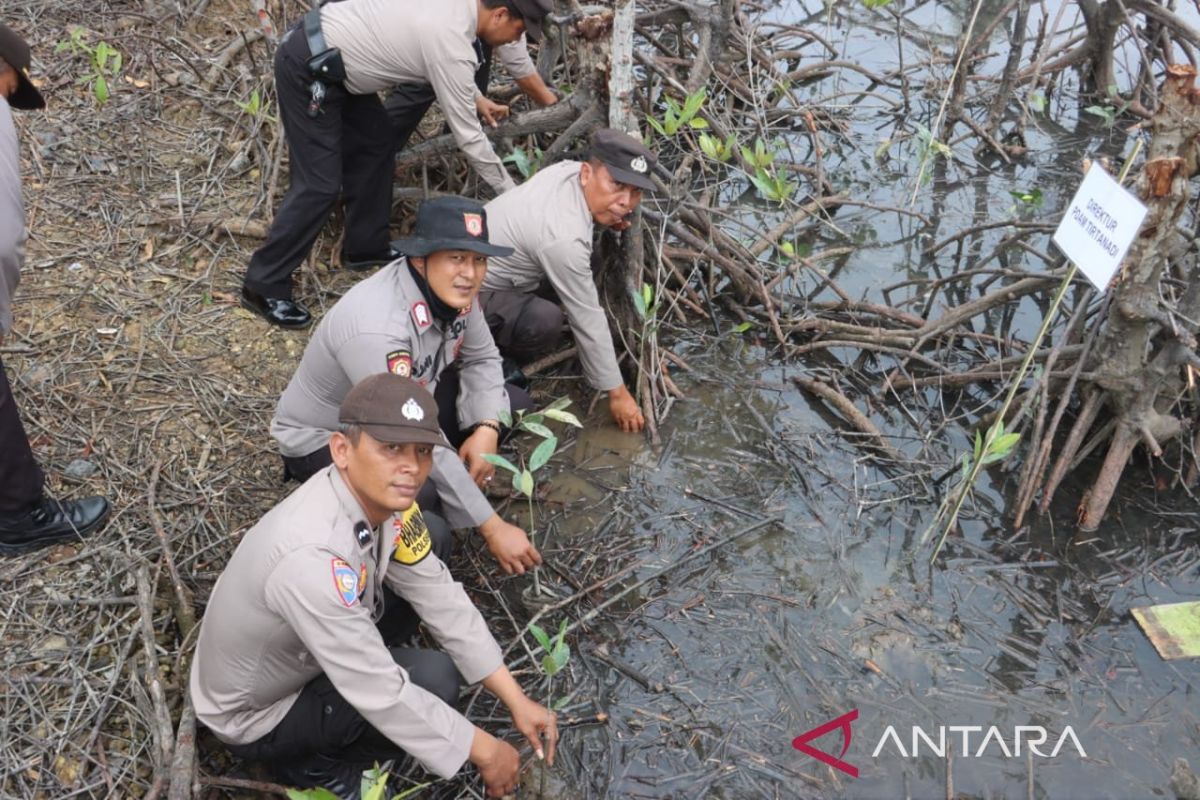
left=303, top=8, right=346, bottom=84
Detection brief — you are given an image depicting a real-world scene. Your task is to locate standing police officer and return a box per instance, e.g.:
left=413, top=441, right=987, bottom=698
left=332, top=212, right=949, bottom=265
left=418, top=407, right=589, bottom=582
left=481, top=128, right=657, bottom=432
left=271, top=196, right=541, bottom=575
left=385, top=29, right=557, bottom=152
left=241, top=0, right=551, bottom=329
left=192, top=374, right=557, bottom=798
left=0, top=24, right=110, bottom=554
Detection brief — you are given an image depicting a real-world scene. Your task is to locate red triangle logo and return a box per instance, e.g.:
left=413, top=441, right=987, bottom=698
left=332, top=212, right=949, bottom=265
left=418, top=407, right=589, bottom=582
left=792, top=709, right=859, bottom=777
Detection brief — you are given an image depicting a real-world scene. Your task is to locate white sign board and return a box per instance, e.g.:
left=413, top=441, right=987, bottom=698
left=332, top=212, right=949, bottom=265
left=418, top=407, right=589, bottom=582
left=1052, top=163, right=1148, bottom=290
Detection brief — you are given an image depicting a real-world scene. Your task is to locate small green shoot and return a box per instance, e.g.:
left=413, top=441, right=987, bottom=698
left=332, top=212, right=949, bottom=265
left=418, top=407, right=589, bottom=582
left=55, top=27, right=123, bottom=105
left=862, top=0, right=893, bottom=7
left=503, top=145, right=543, bottom=179
left=1008, top=187, right=1044, bottom=217
left=647, top=88, right=707, bottom=137
left=529, top=619, right=571, bottom=678
left=286, top=766, right=429, bottom=800
left=924, top=418, right=1022, bottom=561
left=913, top=123, right=952, bottom=186
left=750, top=166, right=797, bottom=205
left=740, top=137, right=776, bottom=170
left=236, top=89, right=265, bottom=117
left=698, top=132, right=737, bottom=162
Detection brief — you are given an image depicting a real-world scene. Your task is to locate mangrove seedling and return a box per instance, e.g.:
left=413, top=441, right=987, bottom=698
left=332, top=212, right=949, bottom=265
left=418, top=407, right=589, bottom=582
left=55, top=27, right=122, bottom=105
left=528, top=619, right=571, bottom=797
left=286, top=765, right=429, bottom=800
left=485, top=399, right=582, bottom=596
left=648, top=87, right=707, bottom=137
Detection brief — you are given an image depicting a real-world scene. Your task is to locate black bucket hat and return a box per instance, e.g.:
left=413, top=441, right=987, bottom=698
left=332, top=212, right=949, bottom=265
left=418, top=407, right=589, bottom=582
left=510, top=0, right=553, bottom=43
left=393, top=196, right=514, bottom=259
left=0, top=23, right=45, bottom=110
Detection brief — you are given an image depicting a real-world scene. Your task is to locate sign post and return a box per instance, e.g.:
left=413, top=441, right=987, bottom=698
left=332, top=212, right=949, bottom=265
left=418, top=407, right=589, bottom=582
left=1052, top=163, right=1148, bottom=290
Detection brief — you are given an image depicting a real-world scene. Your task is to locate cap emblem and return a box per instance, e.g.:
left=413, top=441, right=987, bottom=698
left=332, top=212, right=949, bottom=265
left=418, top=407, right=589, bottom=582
left=630, top=155, right=648, bottom=174
left=401, top=397, right=424, bottom=421
left=464, top=213, right=483, bottom=237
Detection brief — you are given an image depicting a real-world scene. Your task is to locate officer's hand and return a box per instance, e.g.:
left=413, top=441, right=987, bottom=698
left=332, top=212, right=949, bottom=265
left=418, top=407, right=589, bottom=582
left=510, top=697, right=559, bottom=766
left=608, top=385, right=645, bottom=433
left=460, top=425, right=500, bottom=488
left=476, top=96, right=511, bottom=128
left=470, top=729, right=520, bottom=797
left=479, top=514, right=542, bottom=575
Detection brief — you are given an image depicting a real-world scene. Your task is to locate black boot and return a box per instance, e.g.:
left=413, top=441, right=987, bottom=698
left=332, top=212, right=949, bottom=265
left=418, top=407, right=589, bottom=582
left=0, top=496, right=110, bottom=555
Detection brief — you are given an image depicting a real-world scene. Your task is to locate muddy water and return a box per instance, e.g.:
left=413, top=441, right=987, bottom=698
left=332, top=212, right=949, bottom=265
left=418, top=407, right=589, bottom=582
left=538, top=341, right=1197, bottom=799
left=525, top=2, right=1199, bottom=798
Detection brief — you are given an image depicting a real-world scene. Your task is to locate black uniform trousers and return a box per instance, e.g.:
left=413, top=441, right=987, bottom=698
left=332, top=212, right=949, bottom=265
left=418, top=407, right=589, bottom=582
left=244, top=28, right=395, bottom=300
left=383, top=40, right=493, bottom=152
left=478, top=288, right=567, bottom=364
left=0, top=354, right=45, bottom=514
left=226, top=517, right=462, bottom=767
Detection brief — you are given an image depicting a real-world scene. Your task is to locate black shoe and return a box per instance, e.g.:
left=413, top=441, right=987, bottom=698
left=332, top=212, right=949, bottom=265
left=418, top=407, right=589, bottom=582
left=502, top=357, right=530, bottom=391
left=271, top=755, right=371, bottom=800
left=0, top=496, right=110, bottom=555
left=342, top=245, right=402, bottom=272
left=240, top=287, right=312, bottom=329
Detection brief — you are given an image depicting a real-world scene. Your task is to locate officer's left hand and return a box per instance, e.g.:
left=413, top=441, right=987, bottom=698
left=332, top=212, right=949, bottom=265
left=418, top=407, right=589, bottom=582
left=476, top=96, right=511, bottom=128
left=460, top=426, right=500, bottom=488
left=510, top=697, right=559, bottom=766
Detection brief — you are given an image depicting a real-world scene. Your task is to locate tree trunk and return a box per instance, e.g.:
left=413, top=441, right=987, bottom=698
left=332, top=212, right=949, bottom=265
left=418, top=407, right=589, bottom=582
left=1075, top=65, right=1200, bottom=528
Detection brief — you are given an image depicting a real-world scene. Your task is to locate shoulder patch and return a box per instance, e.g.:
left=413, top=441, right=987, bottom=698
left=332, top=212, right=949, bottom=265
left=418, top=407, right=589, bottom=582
left=331, top=558, right=360, bottom=607
left=387, top=349, right=413, bottom=377
left=411, top=301, right=431, bottom=330
left=392, top=505, right=432, bottom=566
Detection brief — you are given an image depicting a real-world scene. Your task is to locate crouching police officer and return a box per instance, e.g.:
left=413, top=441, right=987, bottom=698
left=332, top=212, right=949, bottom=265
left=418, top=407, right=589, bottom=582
left=191, top=374, right=557, bottom=798
left=481, top=128, right=657, bottom=433
left=271, top=196, right=541, bottom=575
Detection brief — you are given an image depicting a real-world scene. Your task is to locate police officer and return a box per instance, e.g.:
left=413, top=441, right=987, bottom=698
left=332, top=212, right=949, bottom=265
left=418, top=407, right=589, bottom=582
left=385, top=29, right=557, bottom=152
left=241, top=0, right=551, bottom=329
left=0, top=23, right=110, bottom=554
left=192, top=374, right=557, bottom=798
left=481, top=128, right=657, bottom=433
left=272, top=195, right=541, bottom=575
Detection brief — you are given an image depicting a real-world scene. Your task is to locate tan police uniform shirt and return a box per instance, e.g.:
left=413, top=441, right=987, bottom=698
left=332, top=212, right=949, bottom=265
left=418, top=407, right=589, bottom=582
left=482, top=161, right=624, bottom=390
left=190, top=466, right=503, bottom=779
left=271, top=261, right=505, bottom=528
left=320, top=0, right=516, bottom=194
left=0, top=98, right=25, bottom=336
left=494, top=36, right=537, bottom=82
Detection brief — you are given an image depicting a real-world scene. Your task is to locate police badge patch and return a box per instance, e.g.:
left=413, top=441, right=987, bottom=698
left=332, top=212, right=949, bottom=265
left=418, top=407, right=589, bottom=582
left=412, top=301, right=432, bottom=329
left=392, top=505, right=432, bottom=565
left=463, top=213, right=483, bottom=237
left=331, top=558, right=360, bottom=607
left=386, top=349, right=412, bottom=377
